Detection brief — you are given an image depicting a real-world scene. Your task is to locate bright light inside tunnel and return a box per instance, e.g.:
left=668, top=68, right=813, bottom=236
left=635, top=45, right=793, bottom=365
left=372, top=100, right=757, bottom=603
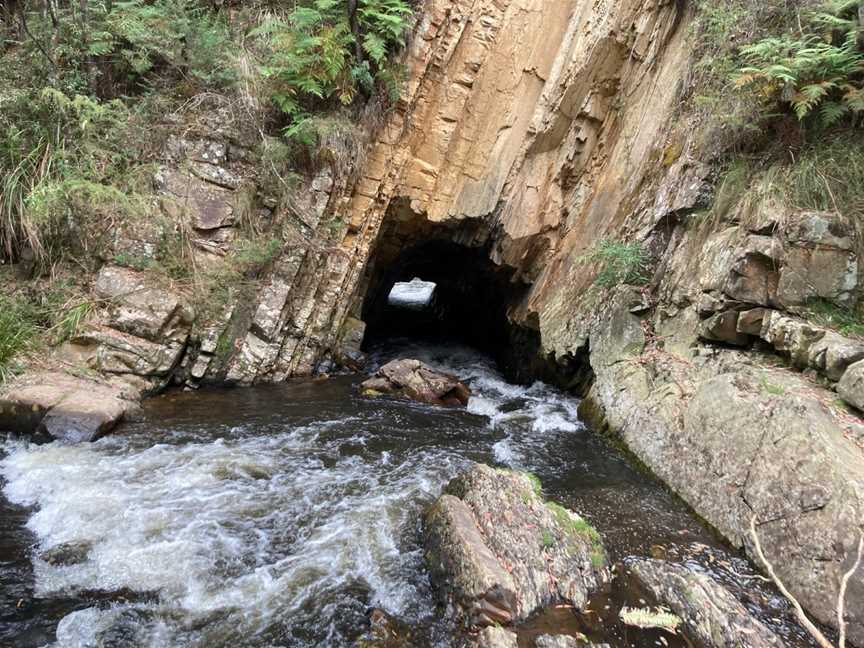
left=388, top=278, right=437, bottom=310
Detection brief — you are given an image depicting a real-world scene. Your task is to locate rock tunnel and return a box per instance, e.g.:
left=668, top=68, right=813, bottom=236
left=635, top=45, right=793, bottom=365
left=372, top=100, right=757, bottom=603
left=357, top=200, right=592, bottom=389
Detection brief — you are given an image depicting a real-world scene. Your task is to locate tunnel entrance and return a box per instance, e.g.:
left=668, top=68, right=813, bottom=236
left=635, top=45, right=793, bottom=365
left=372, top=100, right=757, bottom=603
left=361, top=238, right=525, bottom=364
left=357, top=201, right=593, bottom=390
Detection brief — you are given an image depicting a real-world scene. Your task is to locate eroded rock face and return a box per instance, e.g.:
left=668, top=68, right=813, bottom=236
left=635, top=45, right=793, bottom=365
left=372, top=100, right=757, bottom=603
left=627, top=559, right=782, bottom=647
left=424, top=464, right=607, bottom=629
left=361, top=359, right=470, bottom=406
left=58, top=265, right=193, bottom=392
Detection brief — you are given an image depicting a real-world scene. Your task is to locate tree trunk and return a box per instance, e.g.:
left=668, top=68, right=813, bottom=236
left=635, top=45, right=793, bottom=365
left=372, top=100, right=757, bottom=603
left=348, top=0, right=363, bottom=63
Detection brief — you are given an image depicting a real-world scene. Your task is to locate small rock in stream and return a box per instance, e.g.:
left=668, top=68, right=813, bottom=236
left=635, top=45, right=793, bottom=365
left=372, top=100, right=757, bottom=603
left=38, top=541, right=92, bottom=566
left=535, top=635, right=610, bottom=648
left=627, top=558, right=784, bottom=647
left=361, top=359, right=471, bottom=406
left=424, top=464, right=608, bottom=630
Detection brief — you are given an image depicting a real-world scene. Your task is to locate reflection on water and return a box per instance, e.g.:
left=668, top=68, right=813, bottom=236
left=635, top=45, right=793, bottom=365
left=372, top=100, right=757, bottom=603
left=0, top=341, right=816, bottom=647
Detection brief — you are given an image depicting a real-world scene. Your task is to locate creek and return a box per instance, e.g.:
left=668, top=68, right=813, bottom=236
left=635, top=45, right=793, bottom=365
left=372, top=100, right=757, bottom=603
left=1, top=341, right=815, bottom=647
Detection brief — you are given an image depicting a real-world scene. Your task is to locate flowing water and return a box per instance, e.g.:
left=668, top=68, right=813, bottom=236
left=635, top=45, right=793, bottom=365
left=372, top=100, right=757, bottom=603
left=0, top=341, right=817, bottom=648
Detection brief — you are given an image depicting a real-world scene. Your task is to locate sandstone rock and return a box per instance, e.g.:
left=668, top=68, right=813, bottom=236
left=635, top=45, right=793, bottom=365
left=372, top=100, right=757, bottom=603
left=627, top=559, right=782, bottom=647
left=838, top=359, right=864, bottom=412
left=39, top=541, right=92, bottom=566
left=777, top=211, right=858, bottom=308
left=94, top=265, right=193, bottom=343
left=334, top=316, right=367, bottom=370
left=361, top=359, right=470, bottom=406
left=156, top=169, right=235, bottom=231
left=736, top=308, right=767, bottom=336
left=760, top=311, right=827, bottom=370
left=424, top=464, right=607, bottom=629
left=357, top=608, right=415, bottom=648
left=808, top=330, right=864, bottom=381
left=588, top=325, right=864, bottom=646
left=0, top=372, right=134, bottom=442
left=697, top=311, right=750, bottom=346
left=474, top=627, right=518, bottom=648
left=66, top=325, right=185, bottom=380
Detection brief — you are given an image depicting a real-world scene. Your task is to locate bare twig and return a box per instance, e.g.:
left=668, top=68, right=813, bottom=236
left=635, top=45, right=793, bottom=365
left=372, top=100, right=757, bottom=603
left=749, top=514, right=834, bottom=648
left=838, top=533, right=864, bottom=648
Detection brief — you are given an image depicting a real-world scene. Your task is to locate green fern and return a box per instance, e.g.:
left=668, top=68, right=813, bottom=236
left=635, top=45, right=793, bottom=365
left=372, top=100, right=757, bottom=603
left=254, top=0, right=412, bottom=141
left=733, top=1, right=864, bottom=126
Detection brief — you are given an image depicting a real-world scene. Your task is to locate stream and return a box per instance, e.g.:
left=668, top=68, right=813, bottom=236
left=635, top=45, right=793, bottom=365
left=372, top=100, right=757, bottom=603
left=0, top=341, right=817, bottom=647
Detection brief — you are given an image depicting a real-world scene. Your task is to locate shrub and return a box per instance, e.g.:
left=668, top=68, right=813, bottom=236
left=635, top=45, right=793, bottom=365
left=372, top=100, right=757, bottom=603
left=0, top=295, right=39, bottom=382
left=251, top=0, right=412, bottom=140
left=763, top=135, right=864, bottom=217
left=580, top=240, right=650, bottom=288
left=733, top=2, right=864, bottom=127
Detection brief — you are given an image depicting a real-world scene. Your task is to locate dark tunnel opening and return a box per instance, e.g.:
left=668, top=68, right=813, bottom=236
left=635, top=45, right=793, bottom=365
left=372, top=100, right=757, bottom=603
left=356, top=200, right=594, bottom=390
left=361, top=239, right=524, bottom=365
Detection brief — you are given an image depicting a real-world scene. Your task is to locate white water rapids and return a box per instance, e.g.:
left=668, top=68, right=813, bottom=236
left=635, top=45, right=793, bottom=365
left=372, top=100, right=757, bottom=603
left=0, top=344, right=594, bottom=648
left=0, top=342, right=815, bottom=648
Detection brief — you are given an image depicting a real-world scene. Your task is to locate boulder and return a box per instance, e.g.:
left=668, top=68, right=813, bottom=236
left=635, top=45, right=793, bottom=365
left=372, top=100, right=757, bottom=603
left=424, top=464, right=607, bottom=629
left=362, top=359, right=470, bottom=406
left=697, top=311, right=750, bottom=346
left=474, top=627, right=518, bottom=648
left=39, top=541, right=92, bottom=566
left=0, top=372, right=135, bottom=442
left=839, top=359, right=864, bottom=412
left=627, top=559, right=782, bottom=647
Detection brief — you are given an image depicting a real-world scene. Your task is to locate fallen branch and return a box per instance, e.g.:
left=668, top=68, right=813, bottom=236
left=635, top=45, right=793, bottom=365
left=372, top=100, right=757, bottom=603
left=838, top=533, right=864, bottom=648
left=749, top=514, right=834, bottom=648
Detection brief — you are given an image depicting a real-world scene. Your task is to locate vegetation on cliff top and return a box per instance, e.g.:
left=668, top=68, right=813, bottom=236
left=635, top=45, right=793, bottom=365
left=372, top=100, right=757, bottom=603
left=0, top=0, right=412, bottom=381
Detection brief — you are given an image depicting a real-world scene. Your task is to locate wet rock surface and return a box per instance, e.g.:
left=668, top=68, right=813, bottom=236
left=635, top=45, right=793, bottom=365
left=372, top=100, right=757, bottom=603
left=535, top=635, right=609, bottom=648
left=627, top=558, right=782, bottom=647
left=361, top=359, right=471, bottom=406
left=424, top=464, right=607, bottom=630
left=584, top=290, right=864, bottom=646
left=0, top=372, right=136, bottom=442
left=474, top=626, right=518, bottom=648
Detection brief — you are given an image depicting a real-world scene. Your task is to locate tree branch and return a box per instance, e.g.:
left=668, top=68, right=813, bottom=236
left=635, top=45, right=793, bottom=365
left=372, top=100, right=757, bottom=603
left=18, top=8, right=55, bottom=72
left=749, top=514, right=835, bottom=648
left=838, top=532, right=864, bottom=648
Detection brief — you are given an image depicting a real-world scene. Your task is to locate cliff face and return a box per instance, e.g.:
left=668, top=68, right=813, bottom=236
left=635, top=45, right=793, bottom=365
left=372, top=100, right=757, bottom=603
left=3, top=0, right=863, bottom=641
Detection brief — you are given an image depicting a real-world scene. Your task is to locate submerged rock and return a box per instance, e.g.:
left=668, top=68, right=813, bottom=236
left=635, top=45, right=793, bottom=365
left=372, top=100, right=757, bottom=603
left=361, top=359, right=470, bottom=406
left=424, top=464, right=607, bottom=630
left=39, top=541, right=92, bottom=566
left=534, top=635, right=609, bottom=648
left=627, top=558, right=782, bottom=647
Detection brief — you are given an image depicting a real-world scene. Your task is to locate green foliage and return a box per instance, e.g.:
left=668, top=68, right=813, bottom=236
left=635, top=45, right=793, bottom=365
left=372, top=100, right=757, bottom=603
left=762, top=136, right=864, bottom=218
left=13, top=0, right=238, bottom=94
left=727, top=1, right=864, bottom=127
left=804, top=298, right=864, bottom=338
left=0, top=88, right=144, bottom=266
left=252, top=0, right=411, bottom=140
left=580, top=240, right=650, bottom=288
left=546, top=501, right=602, bottom=545
left=0, top=294, right=39, bottom=382
left=233, top=237, right=283, bottom=274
